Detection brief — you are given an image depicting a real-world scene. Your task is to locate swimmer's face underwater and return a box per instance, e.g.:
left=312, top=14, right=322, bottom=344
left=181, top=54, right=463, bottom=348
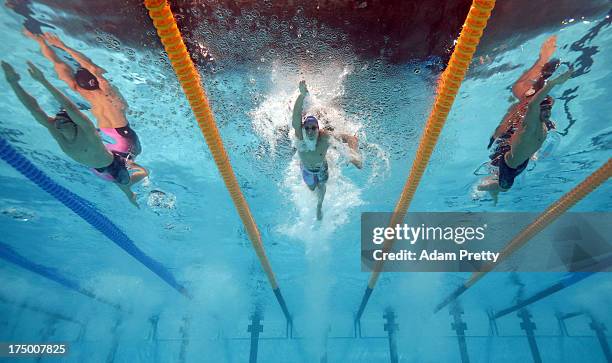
left=540, top=96, right=554, bottom=123
left=302, top=116, right=319, bottom=141
left=540, top=107, right=552, bottom=121
left=539, top=97, right=557, bottom=130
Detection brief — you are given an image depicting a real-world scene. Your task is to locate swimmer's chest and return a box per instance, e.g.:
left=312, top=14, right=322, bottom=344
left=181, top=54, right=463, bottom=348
left=298, top=140, right=329, bottom=160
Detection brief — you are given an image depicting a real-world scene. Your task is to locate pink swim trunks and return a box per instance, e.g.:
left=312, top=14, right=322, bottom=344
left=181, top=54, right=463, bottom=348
left=91, top=124, right=141, bottom=183
left=98, top=124, right=141, bottom=158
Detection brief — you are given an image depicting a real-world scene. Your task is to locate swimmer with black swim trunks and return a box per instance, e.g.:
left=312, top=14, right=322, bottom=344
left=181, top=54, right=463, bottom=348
left=478, top=67, right=573, bottom=204
left=2, top=61, right=146, bottom=207
left=292, top=80, right=362, bottom=220
left=487, top=35, right=559, bottom=150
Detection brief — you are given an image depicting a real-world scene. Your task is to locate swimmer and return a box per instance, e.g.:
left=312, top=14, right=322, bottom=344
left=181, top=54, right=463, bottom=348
left=291, top=80, right=362, bottom=220
left=23, top=31, right=144, bottom=162
left=478, top=68, right=572, bottom=204
left=2, top=61, right=146, bottom=207
left=487, top=35, right=560, bottom=149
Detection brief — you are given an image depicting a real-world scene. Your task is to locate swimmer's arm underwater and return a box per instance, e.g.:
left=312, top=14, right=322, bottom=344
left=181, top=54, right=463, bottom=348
left=1, top=61, right=52, bottom=126
left=326, top=131, right=363, bottom=169
left=27, top=62, right=97, bottom=134
left=41, top=32, right=107, bottom=76
left=337, top=134, right=358, bottom=149
left=523, top=67, right=572, bottom=131
left=512, top=35, right=557, bottom=99
left=128, top=162, right=149, bottom=183
left=23, top=29, right=78, bottom=90
left=292, top=80, right=308, bottom=140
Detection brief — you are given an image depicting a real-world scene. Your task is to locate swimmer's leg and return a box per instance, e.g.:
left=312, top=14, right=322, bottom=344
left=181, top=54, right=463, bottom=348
left=477, top=178, right=502, bottom=206
left=316, top=182, right=326, bottom=220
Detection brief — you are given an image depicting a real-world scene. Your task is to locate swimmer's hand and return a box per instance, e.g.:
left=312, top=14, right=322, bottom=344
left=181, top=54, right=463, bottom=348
left=539, top=35, right=557, bottom=60
left=41, top=32, right=66, bottom=49
left=1, top=61, right=20, bottom=83
left=128, top=192, right=140, bottom=209
left=299, top=80, right=308, bottom=95
left=26, top=61, right=46, bottom=83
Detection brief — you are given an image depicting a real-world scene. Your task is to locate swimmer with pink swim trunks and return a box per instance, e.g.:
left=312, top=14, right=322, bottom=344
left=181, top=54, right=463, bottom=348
left=92, top=124, right=142, bottom=182
left=23, top=30, right=148, bottom=206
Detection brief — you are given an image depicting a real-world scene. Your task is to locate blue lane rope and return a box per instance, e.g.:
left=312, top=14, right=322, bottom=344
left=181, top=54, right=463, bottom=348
left=493, top=254, right=612, bottom=319
left=0, top=136, right=189, bottom=298
left=0, top=240, right=122, bottom=309
left=0, top=240, right=94, bottom=297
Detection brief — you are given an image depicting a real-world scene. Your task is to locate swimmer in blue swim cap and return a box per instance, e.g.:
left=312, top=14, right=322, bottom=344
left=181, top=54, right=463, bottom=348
left=291, top=80, right=362, bottom=220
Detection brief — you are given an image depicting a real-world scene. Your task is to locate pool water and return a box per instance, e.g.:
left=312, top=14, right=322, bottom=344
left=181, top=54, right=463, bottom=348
left=0, top=2, right=610, bottom=362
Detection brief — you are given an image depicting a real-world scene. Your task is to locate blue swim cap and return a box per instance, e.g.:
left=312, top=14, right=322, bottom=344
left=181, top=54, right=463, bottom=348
left=302, top=115, right=319, bottom=127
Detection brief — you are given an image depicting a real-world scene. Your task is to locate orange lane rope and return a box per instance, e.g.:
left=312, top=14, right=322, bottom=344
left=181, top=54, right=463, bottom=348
left=143, top=0, right=288, bottom=314
left=434, top=158, right=611, bottom=312
left=467, top=158, right=612, bottom=286
left=369, top=0, right=497, bottom=288
left=355, top=0, right=496, bottom=321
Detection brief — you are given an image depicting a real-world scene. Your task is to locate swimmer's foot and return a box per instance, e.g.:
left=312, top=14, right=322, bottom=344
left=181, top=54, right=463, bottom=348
left=127, top=191, right=140, bottom=208
left=316, top=204, right=323, bottom=220
left=489, top=190, right=499, bottom=206
left=118, top=184, right=140, bottom=208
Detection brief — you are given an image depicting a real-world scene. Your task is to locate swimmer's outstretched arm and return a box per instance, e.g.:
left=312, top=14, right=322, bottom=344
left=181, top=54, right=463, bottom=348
left=292, top=80, right=308, bottom=140
left=27, top=62, right=97, bottom=134
left=2, top=61, right=52, bottom=126
left=41, top=32, right=106, bottom=76
left=523, top=67, right=572, bottom=131
left=41, top=33, right=131, bottom=109
left=23, top=29, right=78, bottom=90
left=512, top=35, right=557, bottom=99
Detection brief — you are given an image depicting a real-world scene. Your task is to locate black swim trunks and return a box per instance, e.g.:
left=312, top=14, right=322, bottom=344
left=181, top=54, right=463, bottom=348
left=94, top=152, right=130, bottom=185
left=498, top=156, right=529, bottom=190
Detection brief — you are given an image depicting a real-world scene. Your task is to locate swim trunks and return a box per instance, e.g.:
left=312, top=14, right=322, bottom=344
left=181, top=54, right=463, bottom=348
left=91, top=152, right=130, bottom=185
left=498, top=156, right=529, bottom=190
left=99, top=124, right=142, bottom=159
left=301, top=162, right=329, bottom=188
